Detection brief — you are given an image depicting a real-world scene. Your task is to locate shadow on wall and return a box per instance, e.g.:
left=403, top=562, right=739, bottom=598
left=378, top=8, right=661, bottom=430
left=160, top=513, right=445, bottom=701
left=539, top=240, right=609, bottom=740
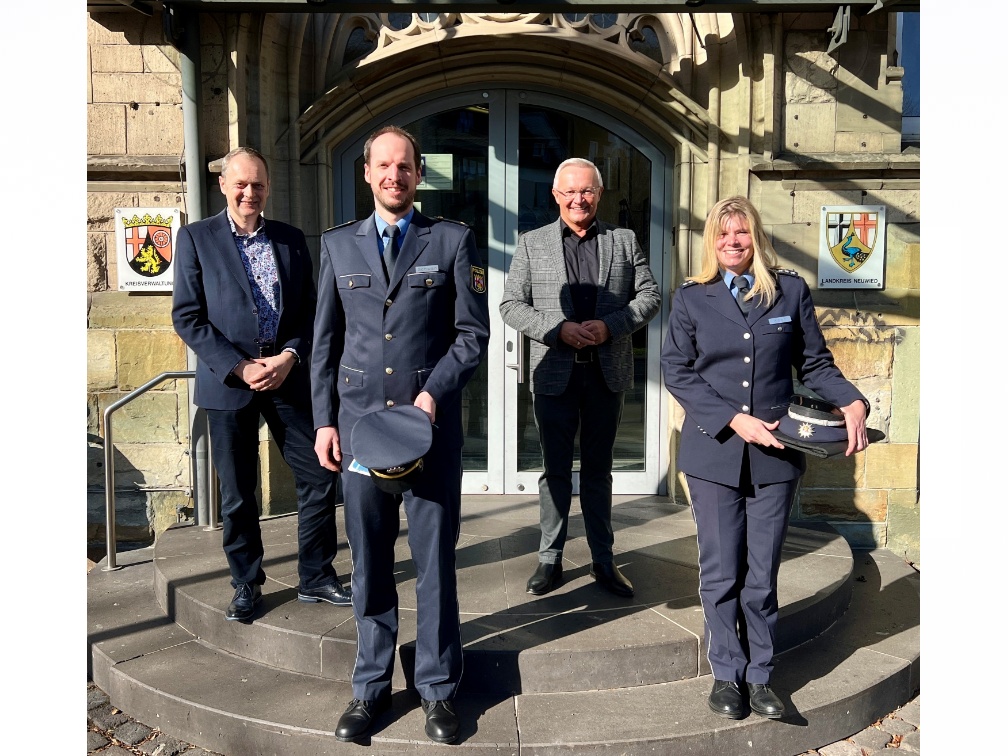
left=87, top=433, right=160, bottom=561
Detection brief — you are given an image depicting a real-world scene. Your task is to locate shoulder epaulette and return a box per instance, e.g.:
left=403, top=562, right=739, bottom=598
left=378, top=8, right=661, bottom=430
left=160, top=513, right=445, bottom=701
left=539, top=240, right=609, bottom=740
left=435, top=216, right=469, bottom=227
left=680, top=280, right=700, bottom=288
left=323, top=219, right=357, bottom=233
left=774, top=267, right=798, bottom=277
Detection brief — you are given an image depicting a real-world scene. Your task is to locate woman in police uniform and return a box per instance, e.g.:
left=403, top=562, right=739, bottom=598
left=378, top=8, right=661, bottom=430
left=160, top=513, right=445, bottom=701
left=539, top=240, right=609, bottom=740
left=660, top=196, right=870, bottom=720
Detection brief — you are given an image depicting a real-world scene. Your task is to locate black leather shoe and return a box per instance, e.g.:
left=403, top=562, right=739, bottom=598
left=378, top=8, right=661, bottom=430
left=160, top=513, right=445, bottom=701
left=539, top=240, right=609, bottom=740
left=747, top=683, right=785, bottom=719
left=335, top=698, right=387, bottom=742
left=526, top=562, right=563, bottom=595
left=225, top=583, right=262, bottom=622
left=421, top=699, right=460, bottom=744
left=297, top=578, right=352, bottom=606
left=708, top=680, right=747, bottom=719
left=589, top=561, right=634, bottom=597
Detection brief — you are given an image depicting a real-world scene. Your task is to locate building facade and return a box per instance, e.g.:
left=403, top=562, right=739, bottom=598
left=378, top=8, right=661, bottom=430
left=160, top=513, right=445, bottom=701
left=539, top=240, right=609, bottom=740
left=86, top=4, right=920, bottom=564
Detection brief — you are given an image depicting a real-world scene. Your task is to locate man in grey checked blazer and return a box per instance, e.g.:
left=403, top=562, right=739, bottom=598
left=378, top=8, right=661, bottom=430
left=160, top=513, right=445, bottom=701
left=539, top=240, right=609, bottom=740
left=500, top=157, right=660, bottom=598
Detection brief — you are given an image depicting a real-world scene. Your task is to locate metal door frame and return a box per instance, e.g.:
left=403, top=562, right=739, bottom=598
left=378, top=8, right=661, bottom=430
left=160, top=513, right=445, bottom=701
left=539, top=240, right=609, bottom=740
left=332, top=86, right=671, bottom=495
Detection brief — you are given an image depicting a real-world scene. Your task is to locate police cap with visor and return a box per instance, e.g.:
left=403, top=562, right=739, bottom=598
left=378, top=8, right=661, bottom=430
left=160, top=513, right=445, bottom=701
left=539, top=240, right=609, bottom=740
left=351, top=405, right=432, bottom=494
left=771, top=394, right=884, bottom=459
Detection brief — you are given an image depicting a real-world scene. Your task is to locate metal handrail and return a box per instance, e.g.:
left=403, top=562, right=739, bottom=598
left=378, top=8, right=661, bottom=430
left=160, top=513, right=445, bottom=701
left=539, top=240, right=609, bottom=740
left=102, top=370, right=218, bottom=571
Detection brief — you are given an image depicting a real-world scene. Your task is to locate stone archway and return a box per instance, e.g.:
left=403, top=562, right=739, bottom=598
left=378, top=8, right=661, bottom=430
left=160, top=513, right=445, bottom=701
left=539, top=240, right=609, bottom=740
left=235, top=12, right=739, bottom=235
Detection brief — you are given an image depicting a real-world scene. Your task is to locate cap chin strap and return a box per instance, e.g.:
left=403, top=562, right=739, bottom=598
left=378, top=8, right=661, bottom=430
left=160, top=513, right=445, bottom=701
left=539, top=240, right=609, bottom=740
left=788, top=407, right=845, bottom=427
left=370, top=457, right=424, bottom=481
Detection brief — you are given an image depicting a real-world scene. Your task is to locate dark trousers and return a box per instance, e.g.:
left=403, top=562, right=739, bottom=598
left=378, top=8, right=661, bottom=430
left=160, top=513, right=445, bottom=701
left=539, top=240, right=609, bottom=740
left=342, top=439, right=463, bottom=702
left=532, top=360, right=624, bottom=565
left=207, top=393, right=339, bottom=590
left=685, top=462, right=798, bottom=685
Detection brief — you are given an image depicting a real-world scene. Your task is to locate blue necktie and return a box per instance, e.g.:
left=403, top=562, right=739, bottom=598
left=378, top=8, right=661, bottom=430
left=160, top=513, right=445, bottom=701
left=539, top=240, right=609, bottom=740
left=383, top=225, right=399, bottom=282
left=733, top=275, right=752, bottom=315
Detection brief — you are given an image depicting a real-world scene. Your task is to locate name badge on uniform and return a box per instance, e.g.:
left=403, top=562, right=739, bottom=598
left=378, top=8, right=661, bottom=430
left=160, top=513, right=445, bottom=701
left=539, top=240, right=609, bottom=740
left=415, top=265, right=439, bottom=273
left=768, top=316, right=792, bottom=324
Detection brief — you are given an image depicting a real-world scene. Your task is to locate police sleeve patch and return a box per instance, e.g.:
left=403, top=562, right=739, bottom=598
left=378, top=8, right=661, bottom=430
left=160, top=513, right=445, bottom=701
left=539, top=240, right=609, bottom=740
left=470, top=265, right=487, bottom=294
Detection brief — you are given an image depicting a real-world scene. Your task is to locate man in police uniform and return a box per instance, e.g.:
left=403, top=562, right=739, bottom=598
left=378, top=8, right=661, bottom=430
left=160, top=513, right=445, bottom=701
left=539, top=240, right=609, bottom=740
left=312, top=125, right=490, bottom=744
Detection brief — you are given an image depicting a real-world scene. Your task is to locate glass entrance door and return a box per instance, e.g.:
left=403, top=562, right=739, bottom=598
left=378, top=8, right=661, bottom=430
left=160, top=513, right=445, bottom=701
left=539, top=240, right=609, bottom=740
left=334, top=89, right=668, bottom=495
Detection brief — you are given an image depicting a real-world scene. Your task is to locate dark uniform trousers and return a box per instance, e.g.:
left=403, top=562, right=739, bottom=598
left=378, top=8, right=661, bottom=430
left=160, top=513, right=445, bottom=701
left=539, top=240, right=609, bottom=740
left=686, top=450, right=798, bottom=685
left=533, top=356, right=625, bottom=565
left=341, top=436, right=463, bottom=703
left=208, top=392, right=339, bottom=591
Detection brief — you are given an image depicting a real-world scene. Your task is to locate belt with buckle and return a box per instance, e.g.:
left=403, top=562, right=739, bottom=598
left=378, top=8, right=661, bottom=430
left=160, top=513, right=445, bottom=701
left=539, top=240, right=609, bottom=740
left=256, top=340, right=276, bottom=357
left=574, top=349, right=595, bottom=364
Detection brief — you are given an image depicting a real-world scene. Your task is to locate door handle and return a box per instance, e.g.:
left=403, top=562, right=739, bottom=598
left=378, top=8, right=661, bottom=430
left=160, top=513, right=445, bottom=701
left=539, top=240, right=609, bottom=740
left=504, top=324, right=524, bottom=384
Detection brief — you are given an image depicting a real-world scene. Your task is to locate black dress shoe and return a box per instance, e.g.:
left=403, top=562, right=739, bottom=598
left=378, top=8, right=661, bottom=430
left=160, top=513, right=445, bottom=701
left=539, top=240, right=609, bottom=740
left=335, top=698, right=387, bottom=742
left=225, top=583, right=262, bottom=622
left=708, top=680, right=747, bottom=719
left=747, top=683, right=785, bottom=719
left=589, top=561, right=634, bottom=597
left=297, top=578, right=352, bottom=606
left=526, top=562, right=563, bottom=595
left=421, top=699, right=460, bottom=744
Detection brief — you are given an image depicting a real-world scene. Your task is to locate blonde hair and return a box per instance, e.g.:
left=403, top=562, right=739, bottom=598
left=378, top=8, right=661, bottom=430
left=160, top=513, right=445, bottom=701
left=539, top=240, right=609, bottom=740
left=689, top=195, right=780, bottom=308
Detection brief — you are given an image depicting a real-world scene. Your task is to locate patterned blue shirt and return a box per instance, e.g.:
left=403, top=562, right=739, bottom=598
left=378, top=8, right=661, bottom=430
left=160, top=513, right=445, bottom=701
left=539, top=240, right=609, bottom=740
left=227, top=213, right=280, bottom=343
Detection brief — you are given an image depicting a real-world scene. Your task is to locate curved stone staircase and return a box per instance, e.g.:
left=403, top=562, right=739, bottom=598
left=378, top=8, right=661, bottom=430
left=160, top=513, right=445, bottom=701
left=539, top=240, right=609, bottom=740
left=87, top=495, right=919, bottom=755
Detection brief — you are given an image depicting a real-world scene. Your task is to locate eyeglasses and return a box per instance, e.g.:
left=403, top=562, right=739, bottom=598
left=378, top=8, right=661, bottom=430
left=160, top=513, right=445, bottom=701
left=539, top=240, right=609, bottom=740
left=556, top=188, right=599, bottom=200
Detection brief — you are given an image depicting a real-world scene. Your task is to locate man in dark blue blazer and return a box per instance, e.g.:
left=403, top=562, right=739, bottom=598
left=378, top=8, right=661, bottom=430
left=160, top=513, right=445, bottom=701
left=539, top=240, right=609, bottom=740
left=172, top=146, right=350, bottom=623
left=312, top=126, right=490, bottom=745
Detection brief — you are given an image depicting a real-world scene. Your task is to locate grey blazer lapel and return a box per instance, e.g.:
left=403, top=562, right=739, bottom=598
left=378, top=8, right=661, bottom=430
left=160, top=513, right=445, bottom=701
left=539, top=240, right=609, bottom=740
left=597, top=222, right=614, bottom=289
left=546, top=219, right=574, bottom=314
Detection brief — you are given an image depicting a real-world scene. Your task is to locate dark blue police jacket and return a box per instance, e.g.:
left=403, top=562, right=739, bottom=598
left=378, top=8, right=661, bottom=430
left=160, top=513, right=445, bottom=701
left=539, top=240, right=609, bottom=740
left=311, top=211, right=491, bottom=455
left=660, top=269, right=867, bottom=487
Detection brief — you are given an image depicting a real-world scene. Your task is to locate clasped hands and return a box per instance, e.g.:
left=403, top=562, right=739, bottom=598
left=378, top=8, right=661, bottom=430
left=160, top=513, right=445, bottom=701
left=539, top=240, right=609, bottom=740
left=235, top=352, right=296, bottom=392
left=560, top=319, right=610, bottom=350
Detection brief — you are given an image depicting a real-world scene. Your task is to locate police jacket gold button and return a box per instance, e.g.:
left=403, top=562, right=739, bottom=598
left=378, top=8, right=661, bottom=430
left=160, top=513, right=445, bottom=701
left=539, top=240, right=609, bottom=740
left=425, top=278, right=434, bottom=286
left=385, top=367, right=393, bottom=374
left=743, top=333, right=751, bottom=340
left=348, top=280, right=354, bottom=288
left=742, top=405, right=750, bottom=412
left=744, top=356, right=751, bottom=363
left=385, top=333, right=393, bottom=341
left=386, top=400, right=395, bottom=407
left=385, top=298, right=393, bottom=306
left=742, top=381, right=750, bottom=388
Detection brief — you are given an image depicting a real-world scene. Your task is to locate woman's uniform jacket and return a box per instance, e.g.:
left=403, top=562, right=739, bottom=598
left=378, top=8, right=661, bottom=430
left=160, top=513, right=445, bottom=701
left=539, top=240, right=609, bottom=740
left=660, top=269, right=867, bottom=487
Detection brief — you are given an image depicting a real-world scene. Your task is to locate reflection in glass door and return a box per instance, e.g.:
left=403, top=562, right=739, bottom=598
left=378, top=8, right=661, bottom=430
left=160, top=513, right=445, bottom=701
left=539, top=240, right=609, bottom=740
left=336, top=89, right=668, bottom=495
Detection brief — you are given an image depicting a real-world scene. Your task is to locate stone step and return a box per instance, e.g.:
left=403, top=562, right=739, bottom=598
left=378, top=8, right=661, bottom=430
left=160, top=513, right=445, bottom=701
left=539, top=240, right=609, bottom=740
left=149, top=496, right=854, bottom=696
left=87, top=516, right=919, bottom=755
